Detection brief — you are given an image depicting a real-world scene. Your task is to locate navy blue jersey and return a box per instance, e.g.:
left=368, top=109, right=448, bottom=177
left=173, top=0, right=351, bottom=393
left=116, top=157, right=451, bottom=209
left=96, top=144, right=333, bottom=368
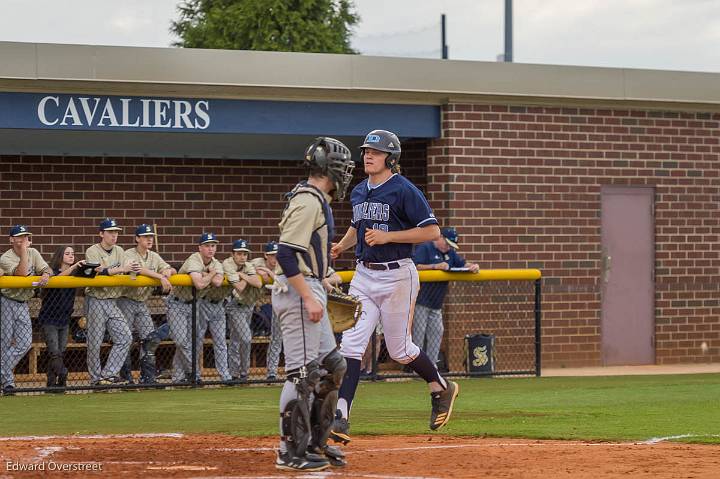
left=351, top=174, right=438, bottom=263
left=413, top=242, right=466, bottom=309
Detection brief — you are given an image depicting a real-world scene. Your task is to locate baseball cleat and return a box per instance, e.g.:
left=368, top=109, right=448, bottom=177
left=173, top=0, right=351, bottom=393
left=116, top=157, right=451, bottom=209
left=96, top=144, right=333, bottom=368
left=275, top=450, right=330, bottom=471
left=98, top=376, right=129, bottom=386
left=320, top=444, right=347, bottom=467
left=329, top=416, right=351, bottom=445
left=429, top=380, right=459, bottom=431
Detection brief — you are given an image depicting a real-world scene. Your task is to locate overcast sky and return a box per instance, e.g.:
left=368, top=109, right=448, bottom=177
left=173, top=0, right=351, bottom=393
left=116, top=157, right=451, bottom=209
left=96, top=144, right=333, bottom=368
left=1, top=0, right=719, bottom=72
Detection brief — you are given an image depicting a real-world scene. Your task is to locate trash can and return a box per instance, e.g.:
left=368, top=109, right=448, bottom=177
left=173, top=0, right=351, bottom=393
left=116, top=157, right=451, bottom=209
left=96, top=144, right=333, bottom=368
left=465, top=334, right=495, bottom=374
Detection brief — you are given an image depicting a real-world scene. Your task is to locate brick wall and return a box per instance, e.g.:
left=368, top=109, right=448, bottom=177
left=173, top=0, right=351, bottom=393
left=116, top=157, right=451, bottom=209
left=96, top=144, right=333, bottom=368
left=0, top=147, right=427, bottom=271
left=2, top=105, right=719, bottom=369
left=428, top=103, right=720, bottom=367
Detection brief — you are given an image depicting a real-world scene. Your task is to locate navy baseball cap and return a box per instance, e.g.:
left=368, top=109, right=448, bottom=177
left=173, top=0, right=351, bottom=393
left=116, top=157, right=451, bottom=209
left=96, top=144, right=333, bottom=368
left=99, top=218, right=122, bottom=231
left=232, top=239, right=250, bottom=252
left=9, top=225, right=31, bottom=237
left=441, top=227, right=459, bottom=250
left=199, top=232, right=219, bottom=245
left=264, top=241, right=279, bottom=254
left=135, top=224, right=155, bottom=236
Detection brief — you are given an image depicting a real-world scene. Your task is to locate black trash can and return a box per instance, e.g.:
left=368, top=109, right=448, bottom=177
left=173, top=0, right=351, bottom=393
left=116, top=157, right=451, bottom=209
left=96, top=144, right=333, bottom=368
left=465, top=334, right=495, bottom=374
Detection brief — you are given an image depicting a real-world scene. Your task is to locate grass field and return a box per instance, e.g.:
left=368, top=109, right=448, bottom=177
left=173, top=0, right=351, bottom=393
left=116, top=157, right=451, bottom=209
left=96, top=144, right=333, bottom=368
left=1, top=374, right=719, bottom=444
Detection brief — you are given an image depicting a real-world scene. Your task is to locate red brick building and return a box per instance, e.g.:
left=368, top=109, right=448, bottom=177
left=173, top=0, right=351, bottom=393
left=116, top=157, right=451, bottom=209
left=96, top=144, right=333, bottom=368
left=1, top=42, right=718, bottom=368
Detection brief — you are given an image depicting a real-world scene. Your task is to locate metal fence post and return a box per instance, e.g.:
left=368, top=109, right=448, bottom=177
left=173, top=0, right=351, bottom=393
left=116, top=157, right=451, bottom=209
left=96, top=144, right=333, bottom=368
left=191, top=286, right=198, bottom=387
left=534, top=278, right=542, bottom=377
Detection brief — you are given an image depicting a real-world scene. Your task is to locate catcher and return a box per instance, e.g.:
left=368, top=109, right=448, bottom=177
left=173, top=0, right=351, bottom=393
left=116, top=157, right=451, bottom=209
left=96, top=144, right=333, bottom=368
left=271, top=136, right=355, bottom=472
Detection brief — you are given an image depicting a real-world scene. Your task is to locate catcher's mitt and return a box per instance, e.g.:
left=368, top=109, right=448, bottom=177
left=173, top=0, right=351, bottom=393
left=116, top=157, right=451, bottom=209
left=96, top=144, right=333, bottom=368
left=326, top=288, right=361, bottom=333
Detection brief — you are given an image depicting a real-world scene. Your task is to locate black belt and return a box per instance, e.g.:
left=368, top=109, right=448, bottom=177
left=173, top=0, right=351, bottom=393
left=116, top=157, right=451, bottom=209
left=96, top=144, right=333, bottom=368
left=361, top=261, right=401, bottom=271
left=170, top=296, right=193, bottom=305
left=1, top=294, right=26, bottom=304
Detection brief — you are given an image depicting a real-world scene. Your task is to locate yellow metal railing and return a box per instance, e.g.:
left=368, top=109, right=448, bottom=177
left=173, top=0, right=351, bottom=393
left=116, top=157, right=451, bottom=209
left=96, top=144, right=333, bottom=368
left=0, top=269, right=541, bottom=289
left=337, top=269, right=541, bottom=284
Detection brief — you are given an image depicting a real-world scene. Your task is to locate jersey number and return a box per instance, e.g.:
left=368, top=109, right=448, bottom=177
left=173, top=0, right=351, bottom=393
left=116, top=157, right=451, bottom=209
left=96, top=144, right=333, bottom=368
left=372, top=223, right=389, bottom=232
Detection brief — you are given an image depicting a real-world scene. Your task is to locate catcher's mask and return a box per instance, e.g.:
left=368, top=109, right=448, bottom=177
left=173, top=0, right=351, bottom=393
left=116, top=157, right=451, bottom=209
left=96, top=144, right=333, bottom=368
left=360, top=129, right=401, bottom=172
left=304, top=137, right=355, bottom=201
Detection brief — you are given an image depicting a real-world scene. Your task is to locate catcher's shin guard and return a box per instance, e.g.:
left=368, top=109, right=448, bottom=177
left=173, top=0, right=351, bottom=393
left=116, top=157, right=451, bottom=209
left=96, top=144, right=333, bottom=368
left=311, top=351, right=347, bottom=450
left=281, top=399, right=312, bottom=458
left=282, top=361, right=323, bottom=457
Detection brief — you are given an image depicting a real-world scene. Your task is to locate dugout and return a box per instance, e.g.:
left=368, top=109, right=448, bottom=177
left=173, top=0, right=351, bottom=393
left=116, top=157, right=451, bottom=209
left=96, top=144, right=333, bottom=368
left=1, top=41, right=719, bottom=370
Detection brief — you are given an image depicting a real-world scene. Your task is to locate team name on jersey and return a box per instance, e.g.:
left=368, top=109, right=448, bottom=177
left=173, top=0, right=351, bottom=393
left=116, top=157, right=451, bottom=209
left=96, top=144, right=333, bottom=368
left=353, top=202, right=390, bottom=224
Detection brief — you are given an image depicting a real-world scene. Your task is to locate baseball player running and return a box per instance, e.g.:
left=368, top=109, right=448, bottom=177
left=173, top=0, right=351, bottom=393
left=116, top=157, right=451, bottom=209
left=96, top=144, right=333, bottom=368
left=252, top=240, right=281, bottom=380
left=0, top=225, right=51, bottom=395
left=85, top=218, right=139, bottom=386
left=224, top=238, right=263, bottom=382
left=168, top=233, right=227, bottom=383
left=272, top=137, right=355, bottom=471
left=330, top=130, right=460, bottom=441
left=117, top=224, right=176, bottom=384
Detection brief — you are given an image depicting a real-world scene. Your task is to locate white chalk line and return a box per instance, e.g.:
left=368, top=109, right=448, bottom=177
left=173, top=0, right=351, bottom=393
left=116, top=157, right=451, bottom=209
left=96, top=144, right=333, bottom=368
left=32, top=446, right=64, bottom=462
left=0, top=432, right=184, bottom=441
left=642, top=434, right=720, bottom=444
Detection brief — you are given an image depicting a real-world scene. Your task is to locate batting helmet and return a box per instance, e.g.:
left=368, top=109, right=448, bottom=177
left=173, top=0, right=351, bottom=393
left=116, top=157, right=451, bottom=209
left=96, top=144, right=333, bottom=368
left=304, top=137, right=355, bottom=201
left=360, top=129, right=401, bottom=171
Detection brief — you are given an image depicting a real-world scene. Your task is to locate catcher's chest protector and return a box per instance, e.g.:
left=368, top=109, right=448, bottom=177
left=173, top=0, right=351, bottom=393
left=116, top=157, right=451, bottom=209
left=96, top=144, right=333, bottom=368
left=285, top=182, right=334, bottom=279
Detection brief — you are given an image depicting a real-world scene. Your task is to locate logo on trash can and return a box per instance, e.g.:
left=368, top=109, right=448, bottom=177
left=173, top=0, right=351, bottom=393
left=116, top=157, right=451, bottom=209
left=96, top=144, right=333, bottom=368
left=472, top=345, right=489, bottom=367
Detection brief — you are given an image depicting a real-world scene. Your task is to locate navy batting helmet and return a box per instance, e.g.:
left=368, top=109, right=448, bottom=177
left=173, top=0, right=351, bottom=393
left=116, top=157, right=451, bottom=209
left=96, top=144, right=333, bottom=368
left=304, top=137, right=355, bottom=201
left=360, top=129, right=401, bottom=171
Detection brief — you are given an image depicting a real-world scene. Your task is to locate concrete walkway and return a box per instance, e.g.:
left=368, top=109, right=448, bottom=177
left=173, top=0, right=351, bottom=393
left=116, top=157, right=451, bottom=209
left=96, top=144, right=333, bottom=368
left=542, top=363, right=720, bottom=377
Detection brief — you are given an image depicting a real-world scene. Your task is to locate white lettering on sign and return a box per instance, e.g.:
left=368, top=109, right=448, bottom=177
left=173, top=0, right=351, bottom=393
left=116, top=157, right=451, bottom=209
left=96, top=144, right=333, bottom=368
left=37, top=96, right=211, bottom=130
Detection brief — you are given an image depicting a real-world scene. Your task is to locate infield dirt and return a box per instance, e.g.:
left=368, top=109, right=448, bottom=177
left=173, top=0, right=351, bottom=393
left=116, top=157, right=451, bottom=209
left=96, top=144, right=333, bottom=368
left=1, top=433, right=718, bottom=478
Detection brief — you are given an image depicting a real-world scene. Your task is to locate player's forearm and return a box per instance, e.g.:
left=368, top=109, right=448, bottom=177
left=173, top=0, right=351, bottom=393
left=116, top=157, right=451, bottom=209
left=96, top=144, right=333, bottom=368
left=415, top=263, right=435, bottom=271
left=190, top=272, right=212, bottom=289
left=233, top=280, right=248, bottom=294
left=387, top=225, right=441, bottom=244
left=239, top=272, right=262, bottom=288
left=140, top=267, right=164, bottom=280
left=337, top=226, right=358, bottom=251
left=15, top=256, right=29, bottom=276
left=326, top=273, right=342, bottom=285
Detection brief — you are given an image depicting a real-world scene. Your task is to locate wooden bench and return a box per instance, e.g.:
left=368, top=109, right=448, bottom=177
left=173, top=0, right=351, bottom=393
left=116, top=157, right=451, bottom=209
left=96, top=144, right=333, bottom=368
left=16, top=336, right=274, bottom=381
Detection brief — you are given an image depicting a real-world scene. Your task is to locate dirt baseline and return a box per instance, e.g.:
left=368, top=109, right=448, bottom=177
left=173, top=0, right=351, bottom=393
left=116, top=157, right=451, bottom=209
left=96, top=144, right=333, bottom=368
left=1, top=433, right=719, bottom=478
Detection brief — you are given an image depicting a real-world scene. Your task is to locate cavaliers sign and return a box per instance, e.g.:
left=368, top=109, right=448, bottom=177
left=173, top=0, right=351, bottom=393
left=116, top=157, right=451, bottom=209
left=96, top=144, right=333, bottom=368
left=37, top=96, right=211, bottom=129
left=0, top=92, right=441, bottom=137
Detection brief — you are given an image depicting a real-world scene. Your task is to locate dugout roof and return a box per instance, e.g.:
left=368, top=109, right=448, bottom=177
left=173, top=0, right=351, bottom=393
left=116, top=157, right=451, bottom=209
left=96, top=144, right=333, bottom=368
left=1, top=41, right=719, bottom=159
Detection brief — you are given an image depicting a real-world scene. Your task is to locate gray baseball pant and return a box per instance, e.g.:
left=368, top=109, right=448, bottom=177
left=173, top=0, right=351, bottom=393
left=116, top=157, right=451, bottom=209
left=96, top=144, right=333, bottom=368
left=0, top=296, right=32, bottom=388
left=166, top=298, right=196, bottom=383
left=266, top=309, right=283, bottom=377
left=271, top=276, right=335, bottom=373
left=197, top=299, right=231, bottom=381
left=117, top=297, right=155, bottom=340
left=412, top=304, right=444, bottom=366
left=85, top=296, right=132, bottom=383
left=226, top=302, right=253, bottom=378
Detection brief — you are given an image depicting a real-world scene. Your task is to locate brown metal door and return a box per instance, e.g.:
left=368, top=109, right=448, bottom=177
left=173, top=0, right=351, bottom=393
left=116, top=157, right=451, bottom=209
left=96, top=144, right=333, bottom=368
left=600, top=186, right=655, bottom=365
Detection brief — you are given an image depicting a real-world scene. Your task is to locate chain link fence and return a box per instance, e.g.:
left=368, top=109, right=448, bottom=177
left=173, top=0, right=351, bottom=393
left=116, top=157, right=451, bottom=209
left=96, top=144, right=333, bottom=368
left=1, top=272, right=540, bottom=395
